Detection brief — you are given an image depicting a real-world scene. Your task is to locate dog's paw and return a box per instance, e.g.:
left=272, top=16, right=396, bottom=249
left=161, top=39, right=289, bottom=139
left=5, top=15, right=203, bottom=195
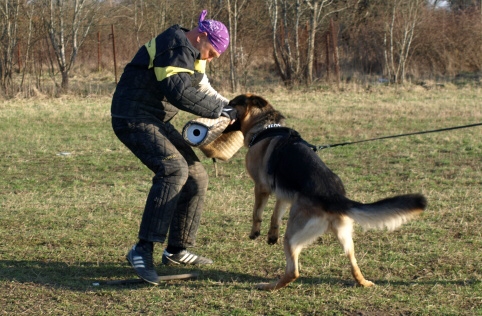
left=267, top=226, right=279, bottom=245
left=249, top=231, right=260, bottom=240
left=359, top=280, right=375, bottom=287
left=267, top=236, right=278, bottom=245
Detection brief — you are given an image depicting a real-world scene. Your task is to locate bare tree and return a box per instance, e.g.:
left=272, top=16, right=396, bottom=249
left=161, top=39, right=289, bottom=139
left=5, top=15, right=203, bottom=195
left=127, top=0, right=168, bottom=46
left=305, top=0, right=358, bottom=85
left=305, top=0, right=327, bottom=85
left=226, top=0, right=248, bottom=92
left=266, top=0, right=303, bottom=86
left=2, top=0, right=481, bottom=96
left=41, top=0, right=100, bottom=92
left=266, top=0, right=359, bottom=86
left=20, top=1, right=35, bottom=90
left=0, top=0, right=20, bottom=94
left=384, top=0, right=424, bottom=84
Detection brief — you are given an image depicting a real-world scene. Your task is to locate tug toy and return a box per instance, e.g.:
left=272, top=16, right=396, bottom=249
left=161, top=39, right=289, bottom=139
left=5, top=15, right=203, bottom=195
left=182, top=116, right=244, bottom=161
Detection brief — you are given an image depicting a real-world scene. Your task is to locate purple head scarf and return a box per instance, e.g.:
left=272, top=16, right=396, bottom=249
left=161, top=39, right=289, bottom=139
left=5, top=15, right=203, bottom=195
left=198, top=10, right=230, bottom=54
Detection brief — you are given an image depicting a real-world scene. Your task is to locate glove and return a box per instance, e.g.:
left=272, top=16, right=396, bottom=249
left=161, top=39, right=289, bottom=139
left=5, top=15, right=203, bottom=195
left=221, top=105, right=237, bottom=121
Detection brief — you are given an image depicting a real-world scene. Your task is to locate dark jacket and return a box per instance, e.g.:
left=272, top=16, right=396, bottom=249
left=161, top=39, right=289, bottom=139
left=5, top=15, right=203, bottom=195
left=111, top=25, right=225, bottom=122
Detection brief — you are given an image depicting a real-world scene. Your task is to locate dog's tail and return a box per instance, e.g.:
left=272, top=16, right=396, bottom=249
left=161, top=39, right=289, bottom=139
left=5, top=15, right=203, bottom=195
left=346, top=194, right=427, bottom=230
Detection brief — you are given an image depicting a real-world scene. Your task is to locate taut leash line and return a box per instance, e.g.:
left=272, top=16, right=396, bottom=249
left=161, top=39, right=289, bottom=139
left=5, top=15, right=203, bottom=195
left=316, top=122, right=482, bottom=150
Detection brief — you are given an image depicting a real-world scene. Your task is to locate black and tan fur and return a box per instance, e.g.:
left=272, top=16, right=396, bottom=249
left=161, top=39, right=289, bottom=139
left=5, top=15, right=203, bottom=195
left=228, top=94, right=427, bottom=291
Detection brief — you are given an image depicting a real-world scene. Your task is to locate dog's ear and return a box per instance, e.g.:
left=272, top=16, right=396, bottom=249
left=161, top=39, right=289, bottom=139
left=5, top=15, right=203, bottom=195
left=228, top=94, right=249, bottom=107
left=250, top=95, right=269, bottom=108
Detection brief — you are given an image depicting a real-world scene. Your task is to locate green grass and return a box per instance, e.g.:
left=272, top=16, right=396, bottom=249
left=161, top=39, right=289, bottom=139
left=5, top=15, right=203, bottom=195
left=1, top=86, right=481, bottom=315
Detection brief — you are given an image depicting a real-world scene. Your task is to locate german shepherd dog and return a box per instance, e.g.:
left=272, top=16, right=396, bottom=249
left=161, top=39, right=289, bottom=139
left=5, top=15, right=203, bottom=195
left=228, top=94, right=427, bottom=291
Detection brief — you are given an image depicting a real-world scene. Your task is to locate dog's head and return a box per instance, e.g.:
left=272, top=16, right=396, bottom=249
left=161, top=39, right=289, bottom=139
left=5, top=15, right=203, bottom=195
left=228, top=94, right=285, bottom=136
left=229, top=94, right=270, bottom=110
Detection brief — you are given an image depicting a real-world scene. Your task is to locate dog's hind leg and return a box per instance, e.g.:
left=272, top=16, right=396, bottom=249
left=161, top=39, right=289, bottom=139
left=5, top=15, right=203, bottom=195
left=332, top=215, right=374, bottom=287
left=267, top=199, right=290, bottom=244
left=257, top=205, right=327, bottom=291
left=249, top=184, right=270, bottom=240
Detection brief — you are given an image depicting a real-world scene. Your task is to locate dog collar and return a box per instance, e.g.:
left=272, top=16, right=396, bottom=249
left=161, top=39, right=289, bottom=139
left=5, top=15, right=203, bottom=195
left=265, top=123, right=282, bottom=129
left=248, top=125, right=317, bottom=152
left=248, top=125, right=292, bottom=148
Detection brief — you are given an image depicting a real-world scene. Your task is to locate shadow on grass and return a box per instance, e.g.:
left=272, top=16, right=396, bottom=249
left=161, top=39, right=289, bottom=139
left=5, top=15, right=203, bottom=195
left=0, top=260, right=479, bottom=291
left=296, top=277, right=481, bottom=288
left=0, top=259, right=271, bottom=291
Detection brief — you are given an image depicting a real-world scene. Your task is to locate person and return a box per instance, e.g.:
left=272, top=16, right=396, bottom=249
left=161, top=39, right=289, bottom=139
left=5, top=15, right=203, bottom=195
left=110, top=10, right=236, bottom=285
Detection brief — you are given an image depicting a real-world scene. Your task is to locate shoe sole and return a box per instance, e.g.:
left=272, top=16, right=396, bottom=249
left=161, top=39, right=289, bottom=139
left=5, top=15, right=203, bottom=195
left=126, top=255, right=160, bottom=285
left=92, top=273, right=199, bottom=286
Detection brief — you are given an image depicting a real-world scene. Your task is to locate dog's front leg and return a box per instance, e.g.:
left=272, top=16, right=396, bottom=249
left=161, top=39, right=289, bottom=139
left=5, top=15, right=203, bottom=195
left=249, top=184, right=270, bottom=240
left=267, top=199, right=290, bottom=244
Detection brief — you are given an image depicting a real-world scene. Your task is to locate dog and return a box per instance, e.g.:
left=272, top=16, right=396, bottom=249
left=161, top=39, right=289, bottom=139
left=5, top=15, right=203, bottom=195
left=227, top=94, right=427, bottom=291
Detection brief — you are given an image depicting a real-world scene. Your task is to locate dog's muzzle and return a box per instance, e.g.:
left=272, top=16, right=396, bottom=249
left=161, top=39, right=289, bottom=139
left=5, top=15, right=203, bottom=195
left=182, top=116, right=244, bottom=161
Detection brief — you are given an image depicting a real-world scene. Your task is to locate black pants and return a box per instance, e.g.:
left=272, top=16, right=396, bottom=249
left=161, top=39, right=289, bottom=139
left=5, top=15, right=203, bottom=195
left=112, top=117, right=209, bottom=248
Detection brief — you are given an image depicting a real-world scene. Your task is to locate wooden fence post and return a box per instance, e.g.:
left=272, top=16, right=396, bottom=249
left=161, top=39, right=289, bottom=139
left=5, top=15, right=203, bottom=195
left=97, top=31, right=101, bottom=72
left=110, top=24, right=118, bottom=84
left=325, top=31, right=330, bottom=80
left=17, top=44, right=22, bottom=72
left=330, top=19, right=340, bottom=87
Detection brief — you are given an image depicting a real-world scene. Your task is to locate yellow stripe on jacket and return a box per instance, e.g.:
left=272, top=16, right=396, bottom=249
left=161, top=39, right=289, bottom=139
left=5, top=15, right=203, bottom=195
left=145, top=38, right=206, bottom=81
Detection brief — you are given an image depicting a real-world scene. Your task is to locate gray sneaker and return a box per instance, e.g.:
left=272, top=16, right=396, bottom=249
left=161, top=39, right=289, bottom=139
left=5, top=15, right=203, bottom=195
left=162, top=249, right=213, bottom=265
left=126, top=245, right=159, bottom=285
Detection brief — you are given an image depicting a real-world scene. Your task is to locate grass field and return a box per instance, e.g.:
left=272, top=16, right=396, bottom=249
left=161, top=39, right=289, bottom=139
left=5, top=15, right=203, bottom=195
left=1, top=85, right=481, bottom=315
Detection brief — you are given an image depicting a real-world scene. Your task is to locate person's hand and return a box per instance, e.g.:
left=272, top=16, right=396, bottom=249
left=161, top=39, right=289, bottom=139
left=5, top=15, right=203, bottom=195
left=221, top=105, right=237, bottom=124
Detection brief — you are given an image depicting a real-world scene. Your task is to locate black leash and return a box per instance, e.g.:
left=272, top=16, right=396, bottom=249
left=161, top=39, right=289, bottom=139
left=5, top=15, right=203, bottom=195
left=316, top=122, right=482, bottom=150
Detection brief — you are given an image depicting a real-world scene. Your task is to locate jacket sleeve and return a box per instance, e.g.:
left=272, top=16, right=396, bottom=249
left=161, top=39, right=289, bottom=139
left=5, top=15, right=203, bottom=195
left=159, top=71, right=226, bottom=119
left=197, top=74, right=229, bottom=104
left=154, top=46, right=227, bottom=119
